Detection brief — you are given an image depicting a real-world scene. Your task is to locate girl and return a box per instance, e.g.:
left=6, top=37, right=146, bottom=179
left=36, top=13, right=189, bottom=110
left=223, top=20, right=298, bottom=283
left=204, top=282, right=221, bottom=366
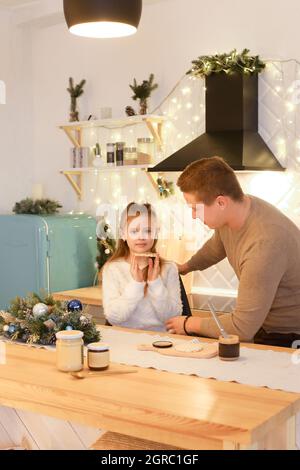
left=102, top=202, right=182, bottom=331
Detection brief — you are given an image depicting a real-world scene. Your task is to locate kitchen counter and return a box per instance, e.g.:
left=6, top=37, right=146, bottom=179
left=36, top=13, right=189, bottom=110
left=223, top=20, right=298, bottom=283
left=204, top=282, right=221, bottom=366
left=53, top=286, right=102, bottom=306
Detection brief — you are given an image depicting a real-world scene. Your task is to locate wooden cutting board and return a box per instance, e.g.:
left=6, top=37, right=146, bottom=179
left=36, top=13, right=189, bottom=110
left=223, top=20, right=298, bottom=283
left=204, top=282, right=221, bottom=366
left=137, top=342, right=218, bottom=359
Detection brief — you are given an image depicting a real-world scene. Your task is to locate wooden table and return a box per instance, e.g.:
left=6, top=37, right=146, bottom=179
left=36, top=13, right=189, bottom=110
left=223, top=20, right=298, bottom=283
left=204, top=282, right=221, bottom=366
left=53, top=287, right=102, bottom=306
left=0, top=327, right=299, bottom=450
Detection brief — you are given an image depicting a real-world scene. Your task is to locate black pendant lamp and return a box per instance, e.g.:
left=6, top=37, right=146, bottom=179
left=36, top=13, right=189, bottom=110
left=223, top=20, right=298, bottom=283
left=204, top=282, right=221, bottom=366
left=63, top=0, right=143, bottom=39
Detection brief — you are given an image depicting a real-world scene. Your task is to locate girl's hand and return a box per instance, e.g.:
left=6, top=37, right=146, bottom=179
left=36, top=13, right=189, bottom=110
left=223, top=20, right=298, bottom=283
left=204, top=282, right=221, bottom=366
left=165, top=316, right=201, bottom=336
left=130, top=256, right=145, bottom=283
left=165, top=316, right=186, bottom=335
left=147, top=255, right=160, bottom=282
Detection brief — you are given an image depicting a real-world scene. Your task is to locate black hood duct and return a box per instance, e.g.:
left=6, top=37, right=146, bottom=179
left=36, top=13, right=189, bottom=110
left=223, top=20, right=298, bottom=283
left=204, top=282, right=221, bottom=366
left=150, top=73, right=284, bottom=172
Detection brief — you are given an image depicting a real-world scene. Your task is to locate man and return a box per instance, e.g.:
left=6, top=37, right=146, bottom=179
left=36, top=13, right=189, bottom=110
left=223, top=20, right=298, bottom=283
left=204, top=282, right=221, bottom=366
left=165, top=156, right=300, bottom=347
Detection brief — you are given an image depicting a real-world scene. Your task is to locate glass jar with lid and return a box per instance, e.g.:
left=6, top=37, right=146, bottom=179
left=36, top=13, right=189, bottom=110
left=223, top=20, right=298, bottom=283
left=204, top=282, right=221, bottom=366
left=124, top=147, right=138, bottom=166
left=137, top=138, right=155, bottom=165
left=87, top=342, right=110, bottom=371
left=116, top=142, right=125, bottom=166
left=55, top=330, right=84, bottom=372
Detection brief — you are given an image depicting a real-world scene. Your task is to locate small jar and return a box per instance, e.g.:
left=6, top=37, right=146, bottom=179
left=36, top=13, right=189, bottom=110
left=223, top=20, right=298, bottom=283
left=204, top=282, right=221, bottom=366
left=137, top=138, right=155, bottom=165
left=56, top=330, right=84, bottom=372
left=124, top=147, right=138, bottom=166
left=87, top=342, right=110, bottom=371
left=116, top=142, right=125, bottom=166
left=218, top=335, right=240, bottom=361
left=107, top=143, right=115, bottom=166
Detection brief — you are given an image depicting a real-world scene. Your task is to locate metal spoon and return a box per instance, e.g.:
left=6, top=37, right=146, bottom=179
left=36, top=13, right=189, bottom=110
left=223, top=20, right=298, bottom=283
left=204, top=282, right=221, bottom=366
left=207, top=301, right=229, bottom=339
left=71, top=369, right=138, bottom=379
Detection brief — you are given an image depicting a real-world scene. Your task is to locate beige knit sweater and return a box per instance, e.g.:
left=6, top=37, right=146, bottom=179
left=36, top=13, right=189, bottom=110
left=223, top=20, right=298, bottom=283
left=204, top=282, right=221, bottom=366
left=187, top=196, right=300, bottom=341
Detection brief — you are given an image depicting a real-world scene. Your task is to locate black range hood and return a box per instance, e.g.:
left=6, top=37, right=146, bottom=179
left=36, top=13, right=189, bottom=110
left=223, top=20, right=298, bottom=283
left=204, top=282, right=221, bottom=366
left=149, top=73, right=284, bottom=172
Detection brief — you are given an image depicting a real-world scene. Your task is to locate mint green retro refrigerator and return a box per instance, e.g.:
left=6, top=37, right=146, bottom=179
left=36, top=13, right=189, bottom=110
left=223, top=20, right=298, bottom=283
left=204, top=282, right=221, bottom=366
left=0, top=214, right=97, bottom=310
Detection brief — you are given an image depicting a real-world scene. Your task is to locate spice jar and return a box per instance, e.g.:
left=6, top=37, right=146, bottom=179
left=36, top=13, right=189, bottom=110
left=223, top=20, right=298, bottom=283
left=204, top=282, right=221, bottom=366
left=137, top=138, right=155, bottom=165
left=124, top=147, right=138, bottom=166
left=56, top=330, right=84, bottom=372
left=87, top=342, right=110, bottom=371
left=107, top=143, right=115, bottom=166
left=116, top=142, right=125, bottom=166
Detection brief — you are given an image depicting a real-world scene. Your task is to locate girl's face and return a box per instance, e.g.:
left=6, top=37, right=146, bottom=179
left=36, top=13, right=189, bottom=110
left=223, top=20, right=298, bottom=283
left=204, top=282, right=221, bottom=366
left=125, top=215, right=156, bottom=254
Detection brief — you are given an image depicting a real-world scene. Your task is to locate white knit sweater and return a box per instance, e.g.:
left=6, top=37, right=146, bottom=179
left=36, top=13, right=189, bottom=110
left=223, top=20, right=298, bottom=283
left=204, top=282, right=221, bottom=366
left=102, top=259, right=183, bottom=331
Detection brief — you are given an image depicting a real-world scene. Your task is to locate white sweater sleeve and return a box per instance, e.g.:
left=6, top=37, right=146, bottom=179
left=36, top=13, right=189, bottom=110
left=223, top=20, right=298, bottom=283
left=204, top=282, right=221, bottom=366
left=102, top=263, right=145, bottom=325
left=146, top=263, right=183, bottom=322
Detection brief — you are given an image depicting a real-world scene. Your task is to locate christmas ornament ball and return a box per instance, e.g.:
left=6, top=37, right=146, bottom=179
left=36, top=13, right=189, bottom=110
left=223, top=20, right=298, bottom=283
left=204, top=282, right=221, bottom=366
left=65, top=325, right=73, bottom=331
left=3, top=325, right=9, bottom=332
left=67, top=299, right=83, bottom=312
left=33, top=303, right=49, bottom=318
left=8, top=324, right=16, bottom=334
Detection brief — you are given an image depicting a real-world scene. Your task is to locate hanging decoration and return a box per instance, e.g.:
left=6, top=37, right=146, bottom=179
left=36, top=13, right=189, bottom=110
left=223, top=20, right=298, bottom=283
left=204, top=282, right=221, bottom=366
left=0, top=293, right=100, bottom=345
left=63, top=0, right=142, bottom=39
left=187, top=49, right=266, bottom=78
left=157, top=177, right=175, bottom=199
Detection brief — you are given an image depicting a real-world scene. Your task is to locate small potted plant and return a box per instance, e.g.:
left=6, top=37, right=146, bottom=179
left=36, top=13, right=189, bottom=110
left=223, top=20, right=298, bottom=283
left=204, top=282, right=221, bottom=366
left=129, top=73, right=158, bottom=115
left=67, top=77, right=86, bottom=122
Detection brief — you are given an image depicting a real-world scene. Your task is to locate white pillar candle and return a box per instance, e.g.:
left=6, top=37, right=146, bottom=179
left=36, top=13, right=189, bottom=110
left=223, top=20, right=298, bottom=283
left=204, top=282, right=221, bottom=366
left=32, top=183, right=44, bottom=200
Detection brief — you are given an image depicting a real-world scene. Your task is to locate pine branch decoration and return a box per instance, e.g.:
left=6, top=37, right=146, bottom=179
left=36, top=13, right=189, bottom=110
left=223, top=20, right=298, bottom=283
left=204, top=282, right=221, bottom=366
left=96, top=220, right=116, bottom=271
left=0, top=292, right=100, bottom=346
left=67, top=77, right=86, bottom=122
left=130, top=73, right=158, bottom=101
left=157, top=177, right=175, bottom=199
left=129, top=74, right=158, bottom=115
left=13, top=198, right=62, bottom=215
left=187, top=49, right=266, bottom=78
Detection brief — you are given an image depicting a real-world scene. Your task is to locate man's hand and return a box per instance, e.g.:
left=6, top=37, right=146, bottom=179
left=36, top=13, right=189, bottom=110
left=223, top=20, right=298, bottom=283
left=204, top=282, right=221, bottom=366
left=177, top=262, right=191, bottom=276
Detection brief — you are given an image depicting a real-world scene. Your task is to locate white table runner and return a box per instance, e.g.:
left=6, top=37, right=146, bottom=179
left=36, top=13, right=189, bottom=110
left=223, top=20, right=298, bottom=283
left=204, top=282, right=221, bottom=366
left=100, top=328, right=300, bottom=394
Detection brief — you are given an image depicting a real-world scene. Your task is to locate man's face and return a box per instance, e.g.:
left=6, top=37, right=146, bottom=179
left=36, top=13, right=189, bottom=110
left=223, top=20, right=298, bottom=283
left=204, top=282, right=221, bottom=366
left=183, top=192, right=227, bottom=229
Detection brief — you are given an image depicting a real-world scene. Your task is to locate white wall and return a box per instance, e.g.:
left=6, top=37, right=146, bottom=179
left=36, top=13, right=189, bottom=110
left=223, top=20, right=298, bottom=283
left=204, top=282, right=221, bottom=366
left=23, top=0, right=300, bottom=212
left=0, top=9, right=34, bottom=213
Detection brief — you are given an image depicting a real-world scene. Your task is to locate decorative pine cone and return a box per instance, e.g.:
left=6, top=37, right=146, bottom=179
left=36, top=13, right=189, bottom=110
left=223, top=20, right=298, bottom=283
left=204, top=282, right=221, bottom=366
left=125, top=106, right=136, bottom=117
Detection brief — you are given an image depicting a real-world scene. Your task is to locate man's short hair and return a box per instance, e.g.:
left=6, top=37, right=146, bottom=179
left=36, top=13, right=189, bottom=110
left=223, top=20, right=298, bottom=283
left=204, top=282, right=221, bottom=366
left=177, top=156, right=244, bottom=205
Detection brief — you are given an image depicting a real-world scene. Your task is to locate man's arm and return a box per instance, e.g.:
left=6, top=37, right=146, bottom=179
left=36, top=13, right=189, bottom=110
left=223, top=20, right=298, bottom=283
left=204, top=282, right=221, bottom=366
left=198, top=237, right=287, bottom=341
left=178, top=230, right=226, bottom=275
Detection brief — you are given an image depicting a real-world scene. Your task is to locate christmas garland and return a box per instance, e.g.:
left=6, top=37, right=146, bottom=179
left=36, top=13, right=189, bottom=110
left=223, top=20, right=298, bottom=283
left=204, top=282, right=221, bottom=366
left=96, top=219, right=116, bottom=271
left=13, top=198, right=62, bottom=215
left=157, top=177, right=175, bottom=199
left=187, top=49, right=266, bottom=78
left=0, top=293, right=100, bottom=345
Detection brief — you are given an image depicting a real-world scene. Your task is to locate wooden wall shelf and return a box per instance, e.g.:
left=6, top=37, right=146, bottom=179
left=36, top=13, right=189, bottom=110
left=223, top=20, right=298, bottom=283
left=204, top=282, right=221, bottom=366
left=59, top=115, right=165, bottom=149
left=59, top=115, right=166, bottom=200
